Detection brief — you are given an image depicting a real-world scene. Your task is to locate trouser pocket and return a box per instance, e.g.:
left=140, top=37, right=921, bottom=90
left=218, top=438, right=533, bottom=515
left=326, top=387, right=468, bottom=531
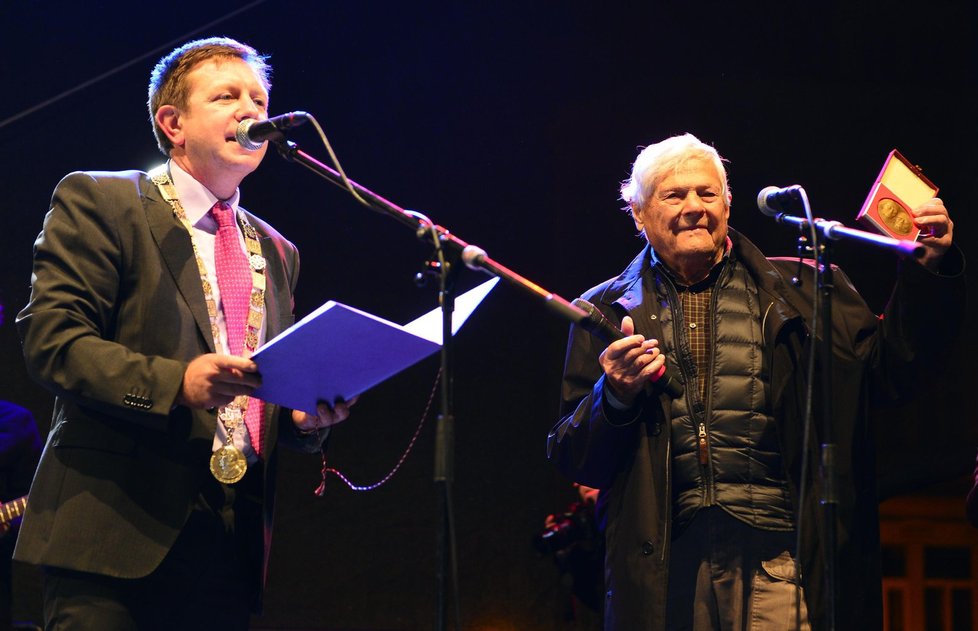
left=748, top=550, right=811, bottom=630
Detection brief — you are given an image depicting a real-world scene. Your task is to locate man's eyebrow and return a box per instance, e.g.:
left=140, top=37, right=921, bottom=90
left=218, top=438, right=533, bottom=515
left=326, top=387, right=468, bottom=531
left=658, top=186, right=687, bottom=194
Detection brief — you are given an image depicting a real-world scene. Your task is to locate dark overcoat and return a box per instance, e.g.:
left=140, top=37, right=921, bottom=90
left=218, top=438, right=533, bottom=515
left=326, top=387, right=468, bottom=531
left=549, top=229, right=966, bottom=630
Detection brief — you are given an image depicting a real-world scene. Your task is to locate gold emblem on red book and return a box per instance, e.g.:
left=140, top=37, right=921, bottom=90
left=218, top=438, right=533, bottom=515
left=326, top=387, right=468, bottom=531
left=877, top=198, right=913, bottom=235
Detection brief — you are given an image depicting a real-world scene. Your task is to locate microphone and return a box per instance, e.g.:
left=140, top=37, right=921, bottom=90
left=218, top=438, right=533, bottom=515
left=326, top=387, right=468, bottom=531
left=572, top=298, right=684, bottom=399
left=236, top=111, right=310, bottom=151
left=757, top=185, right=804, bottom=217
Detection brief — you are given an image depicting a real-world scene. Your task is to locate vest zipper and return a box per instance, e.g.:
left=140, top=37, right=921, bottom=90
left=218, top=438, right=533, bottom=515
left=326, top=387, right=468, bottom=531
left=699, top=262, right=730, bottom=506
left=697, top=422, right=708, bottom=465
left=665, top=280, right=713, bottom=506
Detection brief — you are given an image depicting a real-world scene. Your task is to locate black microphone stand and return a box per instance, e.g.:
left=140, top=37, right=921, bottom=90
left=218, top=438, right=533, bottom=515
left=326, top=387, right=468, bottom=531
left=274, top=139, right=588, bottom=630
left=768, top=208, right=923, bottom=631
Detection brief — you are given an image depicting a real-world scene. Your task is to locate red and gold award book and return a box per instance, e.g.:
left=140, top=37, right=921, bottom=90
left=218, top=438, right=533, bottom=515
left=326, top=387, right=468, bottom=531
left=855, top=149, right=938, bottom=241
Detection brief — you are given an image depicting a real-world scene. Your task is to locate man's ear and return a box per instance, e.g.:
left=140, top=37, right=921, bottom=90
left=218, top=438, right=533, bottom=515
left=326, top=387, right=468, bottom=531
left=630, top=204, right=644, bottom=232
left=155, top=105, right=184, bottom=148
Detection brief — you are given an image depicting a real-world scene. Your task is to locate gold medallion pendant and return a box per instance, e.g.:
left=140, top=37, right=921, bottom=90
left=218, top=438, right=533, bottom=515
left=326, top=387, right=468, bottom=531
left=210, top=444, right=248, bottom=484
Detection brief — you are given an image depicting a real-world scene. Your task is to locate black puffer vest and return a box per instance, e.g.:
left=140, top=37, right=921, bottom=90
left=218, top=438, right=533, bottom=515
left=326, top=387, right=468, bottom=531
left=652, top=254, right=794, bottom=533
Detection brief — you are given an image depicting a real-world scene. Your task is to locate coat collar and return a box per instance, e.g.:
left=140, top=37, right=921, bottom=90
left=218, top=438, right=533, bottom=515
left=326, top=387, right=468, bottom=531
left=599, top=245, right=650, bottom=313
left=598, top=229, right=805, bottom=340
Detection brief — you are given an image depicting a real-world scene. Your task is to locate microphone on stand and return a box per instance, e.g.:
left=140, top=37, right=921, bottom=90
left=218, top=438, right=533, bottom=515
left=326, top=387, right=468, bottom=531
left=572, top=298, right=684, bottom=399
left=757, top=185, right=804, bottom=217
left=236, top=111, right=310, bottom=151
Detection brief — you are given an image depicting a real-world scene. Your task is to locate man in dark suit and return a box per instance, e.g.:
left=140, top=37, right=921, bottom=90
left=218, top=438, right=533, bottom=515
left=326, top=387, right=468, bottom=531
left=14, top=37, right=352, bottom=629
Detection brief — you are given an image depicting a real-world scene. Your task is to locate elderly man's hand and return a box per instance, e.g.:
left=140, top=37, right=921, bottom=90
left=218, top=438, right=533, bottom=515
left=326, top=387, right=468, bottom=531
left=598, top=316, right=665, bottom=407
left=913, top=198, right=953, bottom=272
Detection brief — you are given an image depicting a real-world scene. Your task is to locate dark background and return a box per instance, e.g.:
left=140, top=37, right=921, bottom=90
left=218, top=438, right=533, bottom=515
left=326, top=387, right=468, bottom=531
left=1, top=1, right=976, bottom=629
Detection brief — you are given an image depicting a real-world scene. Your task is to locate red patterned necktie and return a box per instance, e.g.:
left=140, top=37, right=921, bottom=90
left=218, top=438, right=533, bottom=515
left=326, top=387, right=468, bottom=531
left=211, top=201, right=265, bottom=457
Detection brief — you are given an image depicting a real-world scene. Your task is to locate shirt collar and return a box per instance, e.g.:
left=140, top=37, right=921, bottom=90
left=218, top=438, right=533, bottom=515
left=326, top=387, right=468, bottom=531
left=649, top=236, right=733, bottom=289
left=168, top=160, right=241, bottom=229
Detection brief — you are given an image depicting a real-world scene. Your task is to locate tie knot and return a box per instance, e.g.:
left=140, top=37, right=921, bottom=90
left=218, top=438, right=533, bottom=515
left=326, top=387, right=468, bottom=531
left=211, top=201, right=236, bottom=229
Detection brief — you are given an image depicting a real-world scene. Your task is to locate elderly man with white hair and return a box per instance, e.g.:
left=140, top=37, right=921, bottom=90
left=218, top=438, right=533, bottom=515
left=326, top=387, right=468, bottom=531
left=548, top=133, right=964, bottom=630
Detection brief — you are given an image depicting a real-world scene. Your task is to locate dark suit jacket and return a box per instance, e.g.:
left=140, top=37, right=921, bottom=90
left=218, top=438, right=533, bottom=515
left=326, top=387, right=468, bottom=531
left=14, top=170, right=325, bottom=598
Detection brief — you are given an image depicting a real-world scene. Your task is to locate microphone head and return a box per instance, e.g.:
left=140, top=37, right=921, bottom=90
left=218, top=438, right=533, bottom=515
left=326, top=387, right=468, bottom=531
left=235, top=119, right=264, bottom=152
left=571, top=298, right=622, bottom=344
left=757, top=184, right=805, bottom=217
left=571, top=297, right=600, bottom=321
left=756, top=185, right=783, bottom=217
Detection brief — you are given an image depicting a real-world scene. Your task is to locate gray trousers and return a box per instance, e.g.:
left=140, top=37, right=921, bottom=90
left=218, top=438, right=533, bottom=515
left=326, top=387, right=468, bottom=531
left=665, top=507, right=811, bottom=631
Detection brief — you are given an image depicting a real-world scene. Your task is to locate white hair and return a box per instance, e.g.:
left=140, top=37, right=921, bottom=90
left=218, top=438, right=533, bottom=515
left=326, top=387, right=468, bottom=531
left=620, top=133, right=731, bottom=214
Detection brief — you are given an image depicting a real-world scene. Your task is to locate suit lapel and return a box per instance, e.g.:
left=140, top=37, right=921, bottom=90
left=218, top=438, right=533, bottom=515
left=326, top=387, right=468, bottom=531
left=259, top=235, right=285, bottom=339
left=258, top=234, right=293, bottom=441
left=141, top=177, right=216, bottom=353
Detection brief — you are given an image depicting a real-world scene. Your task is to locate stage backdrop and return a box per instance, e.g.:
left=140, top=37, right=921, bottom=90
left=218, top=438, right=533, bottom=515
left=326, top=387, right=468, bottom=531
left=1, top=2, right=975, bottom=628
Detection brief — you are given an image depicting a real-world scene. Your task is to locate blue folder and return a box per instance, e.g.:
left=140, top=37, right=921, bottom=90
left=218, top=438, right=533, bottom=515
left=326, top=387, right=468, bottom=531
left=253, top=278, right=498, bottom=414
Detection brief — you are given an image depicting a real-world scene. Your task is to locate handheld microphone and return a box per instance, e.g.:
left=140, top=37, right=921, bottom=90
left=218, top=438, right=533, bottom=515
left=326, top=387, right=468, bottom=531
left=236, top=111, right=310, bottom=151
left=572, top=298, right=684, bottom=399
left=757, top=185, right=804, bottom=217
